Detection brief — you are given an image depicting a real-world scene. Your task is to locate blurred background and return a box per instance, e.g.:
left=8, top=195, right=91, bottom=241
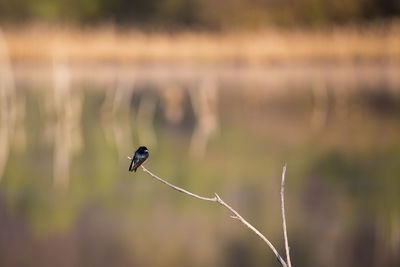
left=0, top=1, right=400, bottom=266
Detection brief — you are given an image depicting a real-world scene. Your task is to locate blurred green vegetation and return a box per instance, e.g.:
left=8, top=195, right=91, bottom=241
left=1, top=82, right=400, bottom=266
left=0, top=0, right=399, bottom=28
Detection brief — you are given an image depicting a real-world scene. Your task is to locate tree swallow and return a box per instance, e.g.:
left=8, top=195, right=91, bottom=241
left=129, top=146, right=149, bottom=172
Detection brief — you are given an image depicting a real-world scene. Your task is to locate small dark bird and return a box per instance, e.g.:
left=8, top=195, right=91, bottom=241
left=129, top=146, right=149, bottom=172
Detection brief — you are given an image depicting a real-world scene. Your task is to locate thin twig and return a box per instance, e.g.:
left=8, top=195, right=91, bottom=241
left=137, top=163, right=288, bottom=267
left=141, top=165, right=216, bottom=202
left=281, top=164, right=292, bottom=267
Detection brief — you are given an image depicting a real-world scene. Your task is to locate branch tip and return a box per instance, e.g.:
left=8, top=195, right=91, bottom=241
left=280, top=163, right=291, bottom=267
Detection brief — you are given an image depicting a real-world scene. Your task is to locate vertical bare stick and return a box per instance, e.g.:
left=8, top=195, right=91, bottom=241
left=281, top=164, right=292, bottom=267
left=134, top=163, right=288, bottom=267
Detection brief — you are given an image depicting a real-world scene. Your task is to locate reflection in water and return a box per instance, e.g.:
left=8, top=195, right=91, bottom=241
left=189, top=78, right=219, bottom=158
left=0, top=61, right=399, bottom=266
left=333, top=80, right=351, bottom=121
left=391, top=214, right=400, bottom=258
left=161, top=84, right=184, bottom=125
left=311, top=80, right=329, bottom=130
left=136, top=93, right=157, bottom=148
left=13, top=94, right=26, bottom=153
left=311, top=78, right=352, bottom=131
left=101, top=69, right=134, bottom=161
left=51, top=52, right=84, bottom=190
left=0, top=29, right=16, bottom=181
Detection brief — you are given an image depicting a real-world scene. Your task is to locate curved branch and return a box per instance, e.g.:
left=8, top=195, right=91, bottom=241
left=141, top=165, right=216, bottom=202
left=139, top=164, right=288, bottom=267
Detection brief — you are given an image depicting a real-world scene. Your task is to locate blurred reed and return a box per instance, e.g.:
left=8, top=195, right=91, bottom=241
left=2, top=24, right=400, bottom=64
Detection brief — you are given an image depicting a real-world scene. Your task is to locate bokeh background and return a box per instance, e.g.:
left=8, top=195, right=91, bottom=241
left=0, top=1, right=400, bottom=266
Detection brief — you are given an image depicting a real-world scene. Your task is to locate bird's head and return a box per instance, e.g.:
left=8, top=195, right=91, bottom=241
left=138, top=146, right=149, bottom=153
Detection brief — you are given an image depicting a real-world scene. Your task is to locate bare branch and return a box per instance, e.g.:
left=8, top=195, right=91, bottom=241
left=281, top=164, right=292, bottom=267
left=138, top=164, right=288, bottom=267
left=141, top=165, right=217, bottom=202
left=214, top=192, right=287, bottom=267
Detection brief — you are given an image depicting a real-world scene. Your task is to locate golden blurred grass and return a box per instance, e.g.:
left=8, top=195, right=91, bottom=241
left=2, top=23, right=400, bottom=64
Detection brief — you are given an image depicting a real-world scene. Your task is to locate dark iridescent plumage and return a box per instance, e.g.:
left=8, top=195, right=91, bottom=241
left=129, top=146, right=149, bottom=172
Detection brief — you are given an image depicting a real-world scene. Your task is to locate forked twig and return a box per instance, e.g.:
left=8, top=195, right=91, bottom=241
left=213, top=192, right=287, bottom=267
left=130, top=158, right=291, bottom=267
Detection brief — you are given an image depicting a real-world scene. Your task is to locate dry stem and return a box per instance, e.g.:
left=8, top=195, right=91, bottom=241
left=281, top=165, right=292, bottom=267
left=134, top=161, right=290, bottom=267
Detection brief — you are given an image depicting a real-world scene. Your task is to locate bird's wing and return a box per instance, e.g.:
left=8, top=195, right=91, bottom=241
left=133, top=157, right=147, bottom=172
left=129, top=156, right=136, bottom=172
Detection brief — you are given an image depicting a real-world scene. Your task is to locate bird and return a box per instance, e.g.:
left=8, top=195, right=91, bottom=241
left=129, top=146, right=149, bottom=172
